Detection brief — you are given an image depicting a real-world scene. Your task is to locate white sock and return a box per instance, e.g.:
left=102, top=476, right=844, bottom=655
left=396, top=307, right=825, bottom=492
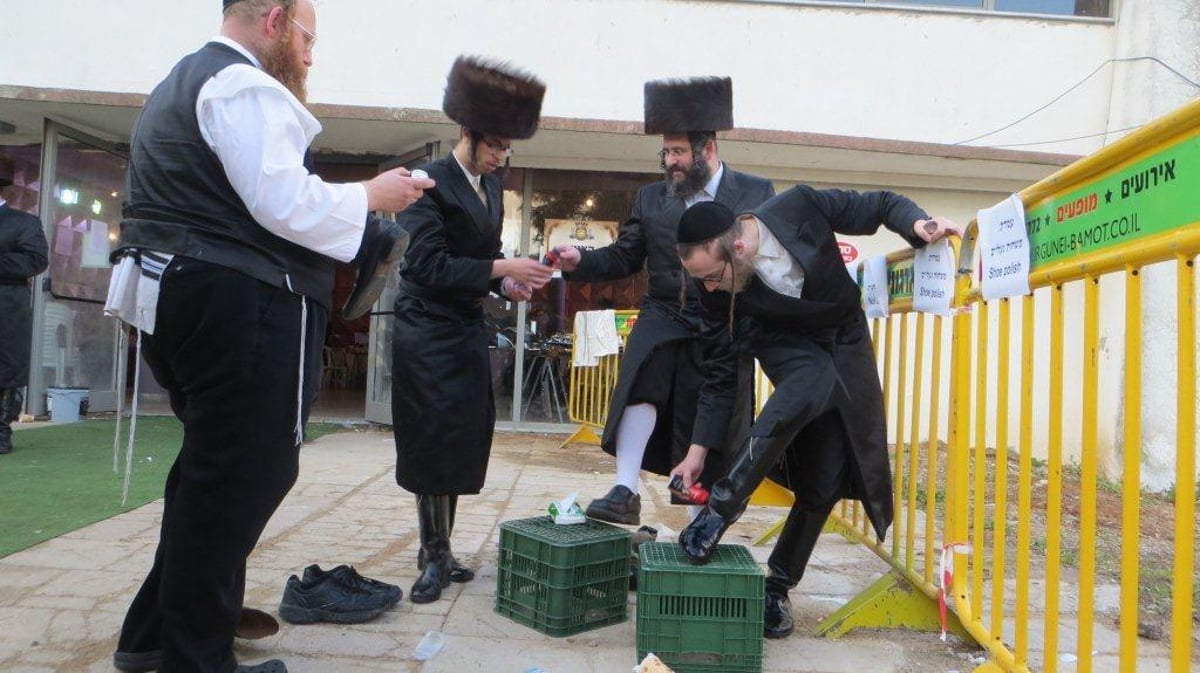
left=688, top=505, right=704, bottom=522
left=614, top=403, right=657, bottom=493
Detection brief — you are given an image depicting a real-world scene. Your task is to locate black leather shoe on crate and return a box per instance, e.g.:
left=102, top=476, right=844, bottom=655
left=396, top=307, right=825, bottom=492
left=585, top=485, right=641, bottom=525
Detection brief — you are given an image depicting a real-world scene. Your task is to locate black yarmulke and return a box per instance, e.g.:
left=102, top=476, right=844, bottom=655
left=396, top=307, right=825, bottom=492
left=678, top=201, right=736, bottom=245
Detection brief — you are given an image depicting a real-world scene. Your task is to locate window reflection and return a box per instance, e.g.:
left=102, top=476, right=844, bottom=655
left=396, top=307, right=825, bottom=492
left=519, top=169, right=656, bottom=423
left=40, top=134, right=125, bottom=401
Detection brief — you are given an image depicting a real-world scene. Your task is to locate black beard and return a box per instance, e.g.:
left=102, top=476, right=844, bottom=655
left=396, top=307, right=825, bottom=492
left=663, top=154, right=712, bottom=200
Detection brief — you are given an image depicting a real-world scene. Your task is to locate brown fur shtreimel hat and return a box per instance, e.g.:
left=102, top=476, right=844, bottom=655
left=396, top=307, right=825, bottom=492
left=442, top=55, right=546, bottom=140
left=643, top=76, right=733, bottom=135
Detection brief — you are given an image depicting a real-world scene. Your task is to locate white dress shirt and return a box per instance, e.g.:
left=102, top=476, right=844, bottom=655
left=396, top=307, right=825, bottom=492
left=194, top=36, right=366, bottom=263
left=684, top=161, right=725, bottom=208
left=452, top=151, right=487, bottom=204
left=747, top=215, right=805, bottom=298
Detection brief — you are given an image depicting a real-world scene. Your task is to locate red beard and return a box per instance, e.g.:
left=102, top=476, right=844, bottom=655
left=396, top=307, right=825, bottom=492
left=262, top=26, right=308, bottom=103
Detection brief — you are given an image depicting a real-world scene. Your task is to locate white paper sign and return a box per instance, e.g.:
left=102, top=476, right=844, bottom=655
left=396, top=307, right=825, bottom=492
left=977, top=194, right=1030, bottom=300
left=861, top=255, right=889, bottom=319
left=913, top=238, right=954, bottom=316
left=82, top=220, right=111, bottom=268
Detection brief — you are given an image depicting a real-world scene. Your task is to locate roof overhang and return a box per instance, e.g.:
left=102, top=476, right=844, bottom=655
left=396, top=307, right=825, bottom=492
left=0, top=85, right=1079, bottom=193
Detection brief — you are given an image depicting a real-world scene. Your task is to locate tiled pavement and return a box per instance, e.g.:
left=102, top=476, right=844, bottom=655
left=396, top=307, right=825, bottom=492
left=0, top=429, right=990, bottom=673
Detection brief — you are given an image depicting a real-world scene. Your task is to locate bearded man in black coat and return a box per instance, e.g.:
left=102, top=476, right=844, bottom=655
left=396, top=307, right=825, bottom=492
left=554, top=77, right=774, bottom=526
left=674, top=196, right=959, bottom=639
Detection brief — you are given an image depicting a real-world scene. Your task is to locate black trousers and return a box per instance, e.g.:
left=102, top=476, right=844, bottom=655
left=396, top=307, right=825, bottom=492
left=117, top=258, right=326, bottom=673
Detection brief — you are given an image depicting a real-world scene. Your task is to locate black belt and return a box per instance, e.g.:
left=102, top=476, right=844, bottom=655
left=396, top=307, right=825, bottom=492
left=398, top=280, right=483, bottom=313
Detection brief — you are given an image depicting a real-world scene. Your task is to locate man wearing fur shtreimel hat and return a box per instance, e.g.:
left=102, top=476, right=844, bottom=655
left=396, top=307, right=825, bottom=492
left=391, top=55, right=552, bottom=604
left=554, top=77, right=773, bottom=532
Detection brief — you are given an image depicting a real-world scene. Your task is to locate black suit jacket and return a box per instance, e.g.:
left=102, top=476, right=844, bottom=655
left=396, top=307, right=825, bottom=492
left=396, top=154, right=506, bottom=305
left=695, top=185, right=929, bottom=538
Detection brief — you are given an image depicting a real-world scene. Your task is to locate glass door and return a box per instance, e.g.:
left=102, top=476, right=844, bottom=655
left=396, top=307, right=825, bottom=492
left=27, top=121, right=127, bottom=415
left=364, top=143, right=439, bottom=423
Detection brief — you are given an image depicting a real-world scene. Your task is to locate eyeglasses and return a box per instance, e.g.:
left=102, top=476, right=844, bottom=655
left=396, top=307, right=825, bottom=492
left=698, top=261, right=728, bottom=285
left=658, top=147, right=689, bottom=160
left=482, top=137, right=513, bottom=156
left=290, top=17, right=317, bottom=48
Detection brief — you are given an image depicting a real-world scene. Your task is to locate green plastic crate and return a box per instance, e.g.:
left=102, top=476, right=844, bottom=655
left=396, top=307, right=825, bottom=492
left=495, top=515, right=631, bottom=637
left=636, top=542, right=764, bottom=673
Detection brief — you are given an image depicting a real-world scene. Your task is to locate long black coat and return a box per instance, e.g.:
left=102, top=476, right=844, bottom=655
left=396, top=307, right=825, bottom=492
left=0, top=204, right=48, bottom=388
left=568, top=166, right=774, bottom=482
left=697, top=185, right=928, bottom=540
left=392, top=154, right=506, bottom=495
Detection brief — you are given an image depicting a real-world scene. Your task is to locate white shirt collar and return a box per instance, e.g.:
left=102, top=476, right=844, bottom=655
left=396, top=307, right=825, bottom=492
left=211, top=35, right=262, bottom=70
left=0, top=199, right=7, bottom=208
left=749, top=216, right=784, bottom=260
left=452, top=151, right=482, bottom=191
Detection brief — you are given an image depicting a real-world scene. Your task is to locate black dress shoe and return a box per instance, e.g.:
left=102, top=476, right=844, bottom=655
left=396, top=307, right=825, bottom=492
left=585, top=485, right=641, bottom=525
left=278, top=573, right=395, bottom=624
left=342, top=217, right=409, bottom=320
left=234, top=659, right=287, bottom=673
left=678, top=507, right=731, bottom=565
left=764, top=590, right=795, bottom=638
left=302, top=564, right=403, bottom=604
left=113, top=649, right=161, bottom=673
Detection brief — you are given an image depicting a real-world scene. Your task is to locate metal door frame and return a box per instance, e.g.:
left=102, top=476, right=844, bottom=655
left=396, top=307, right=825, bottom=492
left=363, top=142, right=440, bottom=423
left=27, top=119, right=127, bottom=415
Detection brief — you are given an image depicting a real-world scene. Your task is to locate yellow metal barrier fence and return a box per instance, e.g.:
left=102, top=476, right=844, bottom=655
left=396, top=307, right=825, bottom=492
left=809, top=247, right=970, bottom=640
left=946, top=99, right=1200, bottom=672
left=564, top=95, right=1199, bottom=669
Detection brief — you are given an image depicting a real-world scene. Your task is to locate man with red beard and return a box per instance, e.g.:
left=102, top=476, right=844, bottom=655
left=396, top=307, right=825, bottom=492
left=554, top=77, right=773, bottom=530
left=107, top=1, right=429, bottom=671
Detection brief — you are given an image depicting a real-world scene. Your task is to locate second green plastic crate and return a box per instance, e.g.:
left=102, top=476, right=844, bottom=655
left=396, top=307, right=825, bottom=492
left=636, top=542, right=764, bottom=673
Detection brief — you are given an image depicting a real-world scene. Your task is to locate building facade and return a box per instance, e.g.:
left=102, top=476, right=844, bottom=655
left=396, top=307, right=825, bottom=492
left=1, top=0, right=1196, bottom=484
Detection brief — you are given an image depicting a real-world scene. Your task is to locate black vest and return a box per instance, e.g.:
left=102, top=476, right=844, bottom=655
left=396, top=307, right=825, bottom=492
left=118, top=41, right=335, bottom=308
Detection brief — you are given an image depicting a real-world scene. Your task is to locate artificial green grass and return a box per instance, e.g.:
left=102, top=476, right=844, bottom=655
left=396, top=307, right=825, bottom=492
left=0, top=417, right=345, bottom=558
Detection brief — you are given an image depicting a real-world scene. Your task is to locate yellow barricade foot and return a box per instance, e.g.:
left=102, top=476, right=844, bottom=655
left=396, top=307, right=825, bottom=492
left=814, top=571, right=973, bottom=643
left=753, top=517, right=787, bottom=546
left=756, top=512, right=851, bottom=546
left=559, top=424, right=602, bottom=448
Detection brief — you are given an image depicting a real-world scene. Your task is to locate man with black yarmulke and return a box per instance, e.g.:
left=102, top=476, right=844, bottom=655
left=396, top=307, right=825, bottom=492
left=554, top=77, right=774, bottom=528
left=674, top=192, right=959, bottom=639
